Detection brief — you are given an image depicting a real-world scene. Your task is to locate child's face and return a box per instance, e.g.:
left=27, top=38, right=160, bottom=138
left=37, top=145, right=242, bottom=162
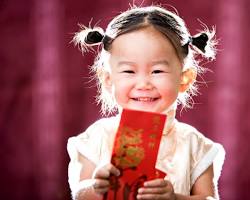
left=106, top=26, right=184, bottom=113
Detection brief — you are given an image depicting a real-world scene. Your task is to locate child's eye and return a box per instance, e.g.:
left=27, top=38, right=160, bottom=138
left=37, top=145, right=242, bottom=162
left=122, top=70, right=135, bottom=74
left=152, top=70, right=165, bottom=74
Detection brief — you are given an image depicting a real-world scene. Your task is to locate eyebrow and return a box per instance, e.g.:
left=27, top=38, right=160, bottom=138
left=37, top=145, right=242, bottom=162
left=151, top=60, right=169, bottom=66
left=117, top=61, right=136, bottom=66
left=116, top=60, right=170, bottom=67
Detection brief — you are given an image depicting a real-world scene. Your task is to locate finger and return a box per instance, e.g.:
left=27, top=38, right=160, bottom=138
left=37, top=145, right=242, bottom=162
left=166, top=180, right=174, bottom=190
left=93, top=165, right=110, bottom=179
left=106, top=163, right=120, bottom=177
left=143, top=179, right=167, bottom=187
left=94, top=179, right=110, bottom=188
left=93, top=179, right=110, bottom=194
left=138, top=187, right=167, bottom=194
left=137, top=193, right=162, bottom=200
left=94, top=187, right=109, bottom=194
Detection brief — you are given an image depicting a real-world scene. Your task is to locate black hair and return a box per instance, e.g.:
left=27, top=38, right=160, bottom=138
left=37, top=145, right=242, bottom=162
left=78, top=7, right=215, bottom=60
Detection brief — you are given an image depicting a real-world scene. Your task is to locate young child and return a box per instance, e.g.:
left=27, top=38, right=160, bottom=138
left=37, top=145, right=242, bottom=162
left=67, top=5, right=225, bottom=200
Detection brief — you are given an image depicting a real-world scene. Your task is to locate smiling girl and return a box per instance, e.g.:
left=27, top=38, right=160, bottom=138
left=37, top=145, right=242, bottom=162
left=67, top=5, right=225, bottom=200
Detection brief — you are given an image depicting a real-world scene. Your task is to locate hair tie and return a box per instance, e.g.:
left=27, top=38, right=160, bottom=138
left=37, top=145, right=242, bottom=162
left=84, top=30, right=104, bottom=45
left=190, top=33, right=208, bottom=53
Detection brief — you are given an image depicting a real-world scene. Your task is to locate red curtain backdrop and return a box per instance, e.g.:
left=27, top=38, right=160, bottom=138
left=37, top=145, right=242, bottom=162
left=1, top=0, right=249, bottom=199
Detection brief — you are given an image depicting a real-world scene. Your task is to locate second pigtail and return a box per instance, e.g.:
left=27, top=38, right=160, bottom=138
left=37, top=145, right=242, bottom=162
left=187, top=28, right=217, bottom=60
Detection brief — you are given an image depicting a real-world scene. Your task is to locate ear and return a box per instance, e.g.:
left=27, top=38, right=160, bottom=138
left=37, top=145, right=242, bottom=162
left=179, top=68, right=197, bottom=93
left=103, top=71, right=112, bottom=93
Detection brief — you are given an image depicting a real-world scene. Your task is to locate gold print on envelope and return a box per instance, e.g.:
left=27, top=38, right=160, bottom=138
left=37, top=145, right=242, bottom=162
left=112, top=126, right=145, bottom=169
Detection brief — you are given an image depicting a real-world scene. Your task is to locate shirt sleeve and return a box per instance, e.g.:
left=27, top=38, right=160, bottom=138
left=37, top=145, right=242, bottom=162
left=190, top=133, right=225, bottom=188
left=66, top=121, right=106, bottom=198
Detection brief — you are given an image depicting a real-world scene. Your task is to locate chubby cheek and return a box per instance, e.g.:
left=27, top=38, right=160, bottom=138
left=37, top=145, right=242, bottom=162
left=162, top=89, right=179, bottom=105
left=157, top=80, right=180, bottom=104
left=112, top=81, right=131, bottom=106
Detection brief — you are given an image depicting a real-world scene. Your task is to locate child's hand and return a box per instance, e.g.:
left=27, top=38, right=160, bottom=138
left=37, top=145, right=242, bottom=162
left=91, top=163, right=120, bottom=195
left=137, top=178, right=176, bottom=200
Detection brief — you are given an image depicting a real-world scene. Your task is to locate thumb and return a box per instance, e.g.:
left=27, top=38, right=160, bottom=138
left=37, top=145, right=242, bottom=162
left=92, top=163, right=120, bottom=179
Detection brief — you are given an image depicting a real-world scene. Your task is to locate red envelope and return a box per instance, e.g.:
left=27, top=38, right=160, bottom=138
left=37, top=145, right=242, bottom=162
left=103, top=109, right=167, bottom=200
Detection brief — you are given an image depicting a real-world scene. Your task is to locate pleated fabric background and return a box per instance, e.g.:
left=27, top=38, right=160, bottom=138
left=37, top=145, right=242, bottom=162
left=0, top=0, right=249, bottom=199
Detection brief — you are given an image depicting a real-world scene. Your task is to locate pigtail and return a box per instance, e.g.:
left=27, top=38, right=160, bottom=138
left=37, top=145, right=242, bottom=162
left=85, top=30, right=104, bottom=44
left=73, top=25, right=105, bottom=52
left=189, top=27, right=217, bottom=60
left=190, top=33, right=208, bottom=53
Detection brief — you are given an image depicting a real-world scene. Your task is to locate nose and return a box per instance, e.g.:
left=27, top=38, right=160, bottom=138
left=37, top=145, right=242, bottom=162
left=135, top=75, right=153, bottom=90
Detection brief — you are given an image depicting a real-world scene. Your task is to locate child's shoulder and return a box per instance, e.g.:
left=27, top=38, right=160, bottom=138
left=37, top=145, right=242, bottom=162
left=77, top=115, right=120, bottom=138
left=174, top=120, right=212, bottom=143
left=87, top=116, right=117, bottom=128
left=67, top=115, right=120, bottom=161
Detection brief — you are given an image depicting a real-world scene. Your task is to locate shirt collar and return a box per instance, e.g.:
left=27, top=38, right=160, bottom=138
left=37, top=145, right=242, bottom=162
left=162, top=102, right=177, bottom=135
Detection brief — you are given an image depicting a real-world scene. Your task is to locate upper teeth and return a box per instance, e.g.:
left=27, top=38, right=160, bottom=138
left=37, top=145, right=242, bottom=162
left=135, top=97, right=154, bottom=102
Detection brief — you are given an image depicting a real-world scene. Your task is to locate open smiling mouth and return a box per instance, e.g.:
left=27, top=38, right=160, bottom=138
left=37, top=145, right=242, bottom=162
left=131, top=97, right=159, bottom=102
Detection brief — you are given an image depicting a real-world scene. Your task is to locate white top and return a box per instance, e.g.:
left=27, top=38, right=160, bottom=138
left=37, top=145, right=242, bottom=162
left=67, top=110, right=225, bottom=199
